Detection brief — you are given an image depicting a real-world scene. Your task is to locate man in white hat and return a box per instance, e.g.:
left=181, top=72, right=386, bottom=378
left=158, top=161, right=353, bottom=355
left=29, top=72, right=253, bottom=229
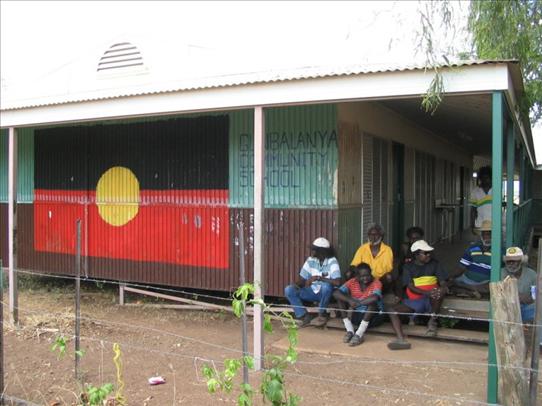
left=284, top=237, right=342, bottom=327
left=387, top=240, right=449, bottom=350
left=451, top=219, right=493, bottom=298
left=501, top=247, right=537, bottom=323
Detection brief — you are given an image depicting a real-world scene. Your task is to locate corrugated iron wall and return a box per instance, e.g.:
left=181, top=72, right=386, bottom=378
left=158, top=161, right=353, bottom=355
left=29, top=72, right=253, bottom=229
left=0, top=128, right=34, bottom=203
left=229, top=104, right=338, bottom=208
left=0, top=130, right=7, bottom=202
left=8, top=106, right=340, bottom=297
left=17, top=128, right=34, bottom=202
left=361, top=133, right=392, bottom=240
left=229, top=208, right=338, bottom=297
left=32, top=116, right=231, bottom=273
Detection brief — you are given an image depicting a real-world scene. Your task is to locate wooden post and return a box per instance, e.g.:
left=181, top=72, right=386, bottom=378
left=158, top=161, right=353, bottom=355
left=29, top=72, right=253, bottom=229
left=489, top=277, right=529, bottom=406
left=488, top=91, right=504, bottom=403
left=239, top=221, right=249, bottom=385
left=529, top=237, right=542, bottom=406
left=8, top=127, right=18, bottom=325
left=253, top=106, right=265, bottom=371
left=0, top=260, right=4, bottom=403
left=119, top=283, right=126, bottom=306
left=75, top=219, right=81, bottom=380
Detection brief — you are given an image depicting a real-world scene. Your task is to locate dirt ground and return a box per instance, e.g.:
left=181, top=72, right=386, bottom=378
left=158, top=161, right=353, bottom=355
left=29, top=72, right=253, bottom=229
left=2, top=285, right=540, bottom=406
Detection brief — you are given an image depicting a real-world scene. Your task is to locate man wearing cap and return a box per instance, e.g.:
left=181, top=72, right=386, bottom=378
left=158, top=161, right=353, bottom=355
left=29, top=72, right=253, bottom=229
left=387, top=240, right=449, bottom=350
left=451, top=219, right=493, bottom=298
left=284, top=237, right=341, bottom=327
left=350, top=223, right=394, bottom=288
left=501, top=247, right=537, bottom=324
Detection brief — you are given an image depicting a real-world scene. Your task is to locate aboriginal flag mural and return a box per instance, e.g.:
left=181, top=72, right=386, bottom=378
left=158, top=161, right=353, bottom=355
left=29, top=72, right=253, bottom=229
left=33, top=116, right=230, bottom=269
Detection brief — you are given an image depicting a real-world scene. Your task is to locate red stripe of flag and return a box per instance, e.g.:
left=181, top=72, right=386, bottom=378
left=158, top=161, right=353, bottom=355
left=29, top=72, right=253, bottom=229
left=34, top=190, right=229, bottom=269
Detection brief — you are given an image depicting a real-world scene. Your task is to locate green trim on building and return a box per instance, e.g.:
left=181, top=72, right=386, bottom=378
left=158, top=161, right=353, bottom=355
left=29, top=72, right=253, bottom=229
left=0, top=129, right=7, bottom=201
left=17, top=128, right=34, bottom=202
left=0, top=128, right=34, bottom=203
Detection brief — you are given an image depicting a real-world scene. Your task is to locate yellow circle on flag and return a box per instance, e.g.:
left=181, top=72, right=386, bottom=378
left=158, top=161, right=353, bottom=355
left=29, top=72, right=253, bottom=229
left=96, top=166, right=140, bottom=226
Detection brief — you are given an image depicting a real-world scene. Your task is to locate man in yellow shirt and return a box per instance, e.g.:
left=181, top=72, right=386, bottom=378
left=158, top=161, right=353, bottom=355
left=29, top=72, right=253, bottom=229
left=350, top=223, right=394, bottom=288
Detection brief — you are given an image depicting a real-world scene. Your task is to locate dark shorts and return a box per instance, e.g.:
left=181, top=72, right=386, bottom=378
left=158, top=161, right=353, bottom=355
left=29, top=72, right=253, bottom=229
left=402, top=296, right=433, bottom=314
left=351, top=309, right=385, bottom=328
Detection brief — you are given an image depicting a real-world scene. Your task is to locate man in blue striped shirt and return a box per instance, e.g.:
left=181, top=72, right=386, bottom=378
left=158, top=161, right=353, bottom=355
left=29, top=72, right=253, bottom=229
left=284, top=237, right=342, bottom=327
left=451, top=220, right=492, bottom=298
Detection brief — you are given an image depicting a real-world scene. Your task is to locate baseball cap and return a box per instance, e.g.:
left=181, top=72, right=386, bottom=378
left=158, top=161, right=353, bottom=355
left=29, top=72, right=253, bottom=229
left=410, top=240, right=434, bottom=252
left=479, top=220, right=492, bottom=231
left=503, top=246, right=523, bottom=261
left=311, top=237, right=330, bottom=249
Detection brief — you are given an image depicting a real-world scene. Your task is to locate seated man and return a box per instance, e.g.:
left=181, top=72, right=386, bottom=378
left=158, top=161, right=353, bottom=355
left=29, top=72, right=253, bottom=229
left=349, top=223, right=394, bottom=291
left=387, top=240, right=449, bottom=350
left=451, top=220, right=492, bottom=298
left=393, top=226, right=425, bottom=297
left=284, top=237, right=341, bottom=327
left=501, top=246, right=537, bottom=327
left=333, top=263, right=384, bottom=346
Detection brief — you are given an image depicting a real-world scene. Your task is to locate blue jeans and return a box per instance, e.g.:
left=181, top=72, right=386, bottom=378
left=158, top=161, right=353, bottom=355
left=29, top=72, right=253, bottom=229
left=521, top=303, right=535, bottom=322
left=284, top=283, right=334, bottom=318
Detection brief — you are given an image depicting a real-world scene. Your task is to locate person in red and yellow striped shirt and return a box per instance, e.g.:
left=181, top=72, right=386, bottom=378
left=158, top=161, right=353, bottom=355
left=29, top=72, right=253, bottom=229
left=333, top=263, right=384, bottom=346
left=387, top=240, right=449, bottom=350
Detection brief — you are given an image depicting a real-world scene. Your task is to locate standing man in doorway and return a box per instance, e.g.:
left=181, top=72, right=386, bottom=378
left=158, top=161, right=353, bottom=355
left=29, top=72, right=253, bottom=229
left=470, top=166, right=492, bottom=235
left=350, top=223, right=394, bottom=290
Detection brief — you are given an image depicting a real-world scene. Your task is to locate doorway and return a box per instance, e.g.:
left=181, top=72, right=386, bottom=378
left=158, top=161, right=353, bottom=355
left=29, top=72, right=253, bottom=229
left=392, top=142, right=405, bottom=253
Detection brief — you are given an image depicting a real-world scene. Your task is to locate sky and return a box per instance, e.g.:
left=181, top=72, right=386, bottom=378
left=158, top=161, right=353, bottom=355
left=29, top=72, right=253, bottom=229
left=1, top=0, right=540, bottom=163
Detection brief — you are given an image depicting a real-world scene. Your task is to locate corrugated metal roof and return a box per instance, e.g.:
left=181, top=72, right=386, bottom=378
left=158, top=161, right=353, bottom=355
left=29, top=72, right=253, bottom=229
left=1, top=60, right=518, bottom=111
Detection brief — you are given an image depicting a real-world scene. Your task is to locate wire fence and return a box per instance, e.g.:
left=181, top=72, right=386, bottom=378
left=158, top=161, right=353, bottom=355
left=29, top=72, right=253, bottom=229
left=1, top=268, right=538, bottom=405
left=2, top=311, right=498, bottom=406
left=8, top=268, right=542, bottom=328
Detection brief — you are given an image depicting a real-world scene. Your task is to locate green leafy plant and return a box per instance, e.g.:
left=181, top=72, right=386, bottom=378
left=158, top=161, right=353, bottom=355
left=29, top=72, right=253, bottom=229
left=440, top=317, right=460, bottom=329
left=51, top=334, right=85, bottom=359
left=83, top=383, right=114, bottom=406
left=51, top=336, right=120, bottom=405
left=203, top=283, right=300, bottom=406
left=51, top=335, right=68, bottom=359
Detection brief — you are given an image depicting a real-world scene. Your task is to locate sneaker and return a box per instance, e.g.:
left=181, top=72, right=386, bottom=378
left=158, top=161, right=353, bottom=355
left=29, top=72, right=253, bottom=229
left=298, top=313, right=313, bottom=328
left=343, top=331, right=354, bottom=343
left=387, top=339, right=411, bottom=350
left=348, top=334, right=364, bottom=347
left=312, top=314, right=329, bottom=327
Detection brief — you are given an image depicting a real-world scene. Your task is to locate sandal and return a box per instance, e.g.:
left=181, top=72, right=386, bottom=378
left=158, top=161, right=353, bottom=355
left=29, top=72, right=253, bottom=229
left=312, top=314, right=329, bottom=328
left=348, top=334, right=364, bottom=347
left=387, top=339, right=411, bottom=350
left=425, top=321, right=438, bottom=337
left=343, top=331, right=354, bottom=343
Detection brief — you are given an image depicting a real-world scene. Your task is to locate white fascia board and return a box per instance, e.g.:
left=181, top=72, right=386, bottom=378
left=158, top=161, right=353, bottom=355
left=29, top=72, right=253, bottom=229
left=503, top=70, right=535, bottom=166
left=0, top=63, right=510, bottom=128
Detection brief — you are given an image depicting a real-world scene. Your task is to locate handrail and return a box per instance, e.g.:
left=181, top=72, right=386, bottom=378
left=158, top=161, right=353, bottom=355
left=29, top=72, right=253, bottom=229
left=512, top=198, right=532, bottom=249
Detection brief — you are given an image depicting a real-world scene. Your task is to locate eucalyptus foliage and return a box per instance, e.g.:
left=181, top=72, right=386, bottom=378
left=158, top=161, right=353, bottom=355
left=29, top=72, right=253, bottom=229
left=469, top=0, right=542, bottom=122
left=418, top=0, right=541, bottom=123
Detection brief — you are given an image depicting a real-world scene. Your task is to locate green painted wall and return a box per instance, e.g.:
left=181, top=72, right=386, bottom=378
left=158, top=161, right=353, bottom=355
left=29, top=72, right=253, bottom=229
left=0, top=130, right=7, bottom=201
left=0, top=128, right=34, bottom=202
left=229, top=104, right=338, bottom=208
left=17, top=128, right=34, bottom=202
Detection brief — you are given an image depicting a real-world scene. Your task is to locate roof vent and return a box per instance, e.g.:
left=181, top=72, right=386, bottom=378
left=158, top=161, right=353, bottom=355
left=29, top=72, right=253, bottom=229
left=97, top=42, right=145, bottom=73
